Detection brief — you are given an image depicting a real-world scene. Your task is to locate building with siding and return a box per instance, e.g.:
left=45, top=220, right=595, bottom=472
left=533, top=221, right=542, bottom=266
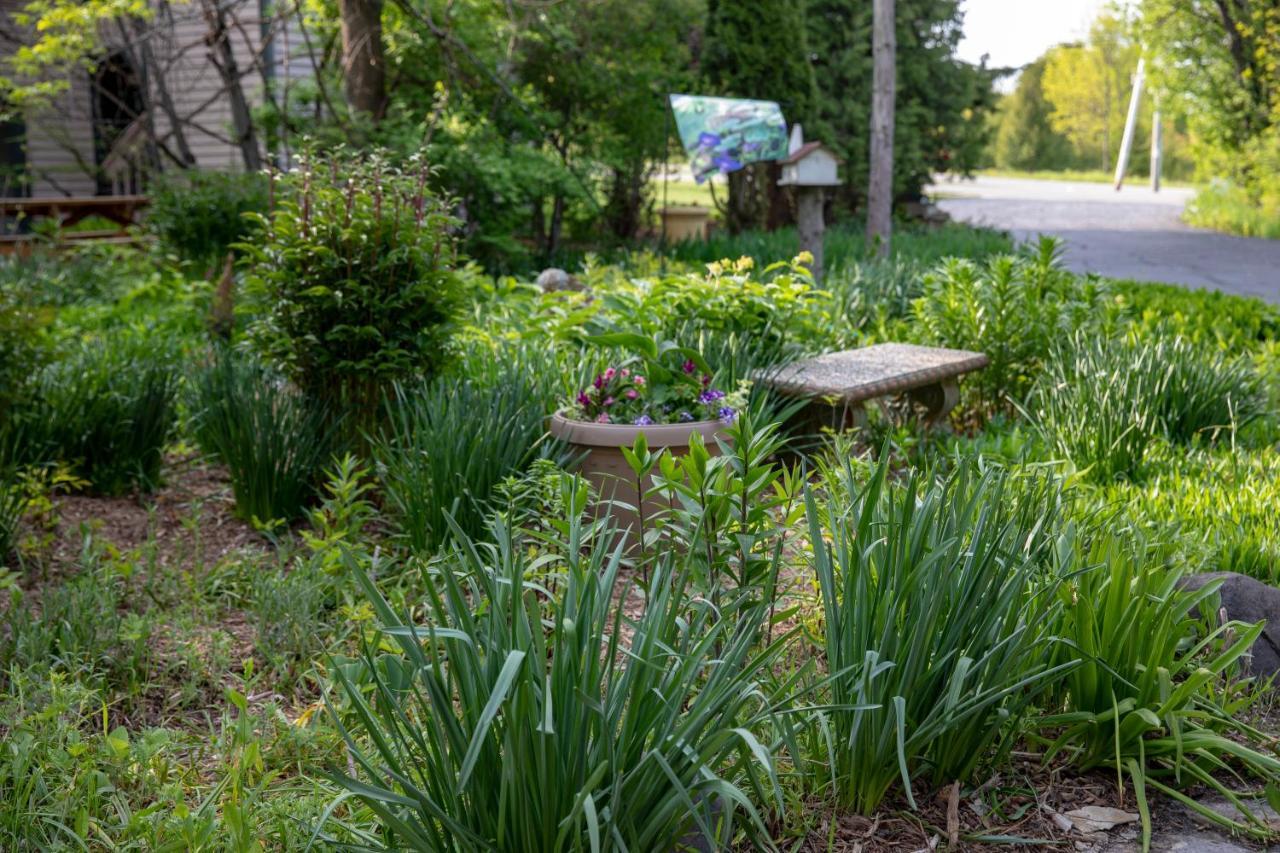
left=0, top=0, right=310, bottom=198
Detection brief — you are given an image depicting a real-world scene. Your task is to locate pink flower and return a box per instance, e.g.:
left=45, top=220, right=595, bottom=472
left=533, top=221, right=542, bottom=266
left=626, top=389, right=639, bottom=399
left=596, top=413, right=610, bottom=423
left=621, top=368, right=630, bottom=377
left=603, top=396, right=615, bottom=407
left=603, top=367, right=617, bottom=381
left=634, top=376, right=646, bottom=386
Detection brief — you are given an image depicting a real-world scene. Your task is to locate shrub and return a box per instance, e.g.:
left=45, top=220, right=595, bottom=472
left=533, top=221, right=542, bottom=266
left=148, top=171, right=269, bottom=269
left=0, top=282, right=47, bottom=422
left=912, top=237, right=1105, bottom=411
left=799, top=455, right=1071, bottom=814
left=374, top=358, right=562, bottom=554
left=1039, top=533, right=1280, bottom=845
left=239, top=149, right=464, bottom=426
left=0, top=472, right=24, bottom=567
left=12, top=336, right=179, bottom=495
left=189, top=349, right=342, bottom=524
left=326, top=514, right=785, bottom=850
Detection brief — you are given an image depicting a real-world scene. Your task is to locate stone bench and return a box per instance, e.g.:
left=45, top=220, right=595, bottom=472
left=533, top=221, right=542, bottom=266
left=758, top=343, right=989, bottom=430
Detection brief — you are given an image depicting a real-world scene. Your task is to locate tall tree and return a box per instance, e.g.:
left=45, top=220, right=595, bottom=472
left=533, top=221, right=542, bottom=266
left=338, top=0, right=387, bottom=119
left=806, top=0, right=996, bottom=214
left=702, top=0, right=817, bottom=232
left=866, top=0, right=894, bottom=255
left=992, top=56, right=1075, bottom=170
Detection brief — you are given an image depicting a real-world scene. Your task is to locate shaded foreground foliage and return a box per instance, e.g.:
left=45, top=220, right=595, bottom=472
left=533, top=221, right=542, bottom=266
left=2, top=230, right=1280, bottom=850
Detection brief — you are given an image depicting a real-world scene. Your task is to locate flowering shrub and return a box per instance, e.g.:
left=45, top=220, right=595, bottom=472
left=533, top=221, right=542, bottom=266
left=566, top=334, right=745, bottom=425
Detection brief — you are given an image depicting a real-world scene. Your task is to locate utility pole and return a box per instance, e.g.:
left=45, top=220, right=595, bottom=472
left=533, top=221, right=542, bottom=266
left=1113, top=57, right=1144, bottom=190
left=1150, top=109, right=1162, bottom=192
left=866, top=0, right=895, bottom=257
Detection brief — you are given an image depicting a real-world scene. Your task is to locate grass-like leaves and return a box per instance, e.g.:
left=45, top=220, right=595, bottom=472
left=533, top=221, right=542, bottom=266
left=324, top=507, right=789, bottom=851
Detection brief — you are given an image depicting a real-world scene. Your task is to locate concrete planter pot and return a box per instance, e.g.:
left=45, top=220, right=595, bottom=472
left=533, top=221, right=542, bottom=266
left=548, top=411, right=727, bottom=541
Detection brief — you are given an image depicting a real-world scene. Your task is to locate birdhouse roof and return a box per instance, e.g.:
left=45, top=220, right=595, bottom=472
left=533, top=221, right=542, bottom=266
left=781, top=142, right=841, bottom=165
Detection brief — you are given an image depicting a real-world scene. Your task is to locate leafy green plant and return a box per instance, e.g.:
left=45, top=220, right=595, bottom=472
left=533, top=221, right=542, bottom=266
left=239, top=148, right=464, bottom=427
left=912, top=237, right=1105, bottom=412
left=1029, top=333, right=1166, bottom=482
left=324, top=506, right=788, bottom=851
left=375, top=362, right=561, bottom=555
left=148, top=171, right=269, bottom=269
left=1032, top=331, right=1264, bottom=482
left=189, top=349, right=342, bottom=523
left=799, top=455, right=1073, bottom=814
left=10, top=335, right=179, bottom=495
left=0, top=471, right=25, bottom=568
left=1038, top=533, right=1280, bottom=847
left=1151, top=331, right=1264, bottom=442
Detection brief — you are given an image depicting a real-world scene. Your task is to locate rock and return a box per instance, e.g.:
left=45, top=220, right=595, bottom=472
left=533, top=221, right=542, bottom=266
left=535, top=267, right=584, bottom=293
left=1178, top=572, right=1280, bottom=677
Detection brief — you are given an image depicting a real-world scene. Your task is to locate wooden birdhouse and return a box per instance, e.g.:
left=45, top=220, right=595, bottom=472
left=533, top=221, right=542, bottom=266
left=778, top=125, right=841, bottom=187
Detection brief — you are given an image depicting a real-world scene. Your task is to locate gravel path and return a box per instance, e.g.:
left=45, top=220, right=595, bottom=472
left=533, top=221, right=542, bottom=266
left=926, top=176, right=1280, bottom=304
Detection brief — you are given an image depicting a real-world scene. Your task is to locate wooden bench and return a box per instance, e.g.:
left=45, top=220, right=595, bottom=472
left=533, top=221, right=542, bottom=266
left=758, top=343, right=989, bottom=430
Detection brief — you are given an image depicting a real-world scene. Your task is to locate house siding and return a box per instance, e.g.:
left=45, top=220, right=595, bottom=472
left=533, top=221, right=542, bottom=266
left=0, top=0, right=310, bottom=197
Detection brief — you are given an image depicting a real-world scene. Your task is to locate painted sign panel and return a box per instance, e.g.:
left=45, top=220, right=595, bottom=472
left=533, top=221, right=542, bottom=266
left=668, top=94, right=788, bottom=183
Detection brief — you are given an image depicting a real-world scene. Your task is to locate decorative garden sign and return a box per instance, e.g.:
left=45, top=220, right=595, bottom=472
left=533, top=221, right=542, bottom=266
left=668, top=94, right=788, bottom=183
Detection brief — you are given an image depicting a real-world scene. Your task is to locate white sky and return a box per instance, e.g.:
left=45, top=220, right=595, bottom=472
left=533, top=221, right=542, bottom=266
left=956, top=0, right=1109, bottom=70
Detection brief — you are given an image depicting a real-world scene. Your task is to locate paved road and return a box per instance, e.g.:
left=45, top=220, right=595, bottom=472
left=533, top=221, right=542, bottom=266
left=925, top=175, right=1280, bottom=303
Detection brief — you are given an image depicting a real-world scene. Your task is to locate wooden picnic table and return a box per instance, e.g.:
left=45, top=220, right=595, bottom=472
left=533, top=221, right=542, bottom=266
left=759, top=342, right=989, bottom=430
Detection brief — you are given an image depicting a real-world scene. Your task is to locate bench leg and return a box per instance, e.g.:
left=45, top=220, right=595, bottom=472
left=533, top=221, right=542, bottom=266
left=908, top=380, right=959, bottom=424
left=803, top=400, right=867, bottom=434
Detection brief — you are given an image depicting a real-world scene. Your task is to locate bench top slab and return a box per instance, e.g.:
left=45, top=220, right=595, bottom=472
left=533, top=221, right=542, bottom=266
left=761, top=343, right=989, bottom=403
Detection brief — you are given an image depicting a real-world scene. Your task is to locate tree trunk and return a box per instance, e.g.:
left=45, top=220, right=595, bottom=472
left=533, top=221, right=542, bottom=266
left=866, top=0, right=895, bottom=258
left=338, top=0, right=387, bottom=119
left=202, top=0, right=262, bottom=172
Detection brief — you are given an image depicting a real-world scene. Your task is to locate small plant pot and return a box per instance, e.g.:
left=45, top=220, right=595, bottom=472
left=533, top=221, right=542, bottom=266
left=548, top=411, right=727, bottom=545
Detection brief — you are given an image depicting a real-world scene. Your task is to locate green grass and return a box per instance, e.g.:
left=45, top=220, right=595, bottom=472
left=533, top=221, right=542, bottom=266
left=973, top=167, right=1198, bottom=189
left=1185, top=181, right=1280, bottom=240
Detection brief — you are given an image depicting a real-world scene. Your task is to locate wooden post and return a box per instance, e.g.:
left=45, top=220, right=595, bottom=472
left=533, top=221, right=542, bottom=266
left=1113, top=57, right=1144, bottom=191
left=866, top=0, right=895, bottom=258
left=1150, top=109, right=1162, bottom=193
left=796, top=187, right=824, bottom=282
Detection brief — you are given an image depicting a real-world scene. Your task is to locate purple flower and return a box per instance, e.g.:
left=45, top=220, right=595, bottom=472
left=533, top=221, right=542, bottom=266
left=593, top=375, right=604, bottom=390
left=717, top=406, right=736, bottom=424
left=699, top=389, right=726, bottom=404
left=678, top=411, right=695, bottom=422
left=577, top=392, right=591, bottom=408
left=697, top=131, right=722, bottom=148
left=603, top=396, right=616, bottom=407
left=633, top=414, right=653, bottom=426
left=682, top=359, right=696, bottom=375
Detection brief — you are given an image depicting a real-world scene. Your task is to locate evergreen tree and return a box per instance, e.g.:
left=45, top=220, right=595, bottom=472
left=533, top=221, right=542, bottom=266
left=702, top=0, right=817, bottom=231
left=993, top=56, right=1075, bottom=171
left=806, top=0, right=997, bottom=211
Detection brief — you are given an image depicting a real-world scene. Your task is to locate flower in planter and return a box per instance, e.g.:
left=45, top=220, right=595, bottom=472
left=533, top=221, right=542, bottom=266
left=566, top=333, right=747, bottom=426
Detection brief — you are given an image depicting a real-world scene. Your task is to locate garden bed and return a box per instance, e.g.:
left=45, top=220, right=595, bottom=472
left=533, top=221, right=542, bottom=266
left=3, top=213, right=1280, bottom=849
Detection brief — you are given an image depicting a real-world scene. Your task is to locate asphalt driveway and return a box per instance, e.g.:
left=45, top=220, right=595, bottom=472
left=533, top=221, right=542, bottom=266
left=926, top=176, right=1280, bottom=304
